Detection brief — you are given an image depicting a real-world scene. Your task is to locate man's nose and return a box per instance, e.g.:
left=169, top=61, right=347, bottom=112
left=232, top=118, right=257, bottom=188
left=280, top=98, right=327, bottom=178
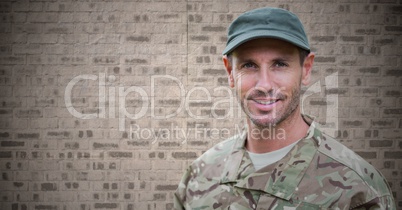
left=255, top=69, right=274, bottom=93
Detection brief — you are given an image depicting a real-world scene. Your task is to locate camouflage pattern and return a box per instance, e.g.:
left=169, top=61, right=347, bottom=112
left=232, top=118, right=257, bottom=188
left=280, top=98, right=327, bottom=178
left=174, top=116, right=395, bottom=209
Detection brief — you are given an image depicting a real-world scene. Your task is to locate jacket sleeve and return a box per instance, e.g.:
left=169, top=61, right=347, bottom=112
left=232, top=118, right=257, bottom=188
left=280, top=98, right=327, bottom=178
left=173, top=167, right=192, bottom=210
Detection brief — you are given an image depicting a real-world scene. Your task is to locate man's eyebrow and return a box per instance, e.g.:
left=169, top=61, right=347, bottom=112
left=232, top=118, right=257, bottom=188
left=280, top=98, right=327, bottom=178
left=272, top=57, right=289, bottom=63
left=273, top=54, right=294, bottom=61
left=275, top=55, right=299, bottom=64
left=236, top=58, right=254, bottom=63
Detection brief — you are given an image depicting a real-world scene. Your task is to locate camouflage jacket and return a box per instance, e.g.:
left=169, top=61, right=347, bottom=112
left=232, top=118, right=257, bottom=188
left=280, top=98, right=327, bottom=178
left=174, top=117, right=395, bottom=209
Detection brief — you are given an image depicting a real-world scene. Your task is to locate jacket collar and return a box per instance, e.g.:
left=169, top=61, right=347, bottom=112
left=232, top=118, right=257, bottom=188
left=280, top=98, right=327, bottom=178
left=220, top=115, right=323, bottom=200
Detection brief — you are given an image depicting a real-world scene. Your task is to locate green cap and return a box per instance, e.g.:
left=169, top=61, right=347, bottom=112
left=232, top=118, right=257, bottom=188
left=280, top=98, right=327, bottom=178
left=223, top=7, right=310, bottom=55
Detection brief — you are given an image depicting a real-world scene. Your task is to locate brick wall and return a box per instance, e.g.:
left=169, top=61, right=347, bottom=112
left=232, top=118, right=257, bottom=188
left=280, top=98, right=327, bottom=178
left=0, top=0, right=401, bottom=209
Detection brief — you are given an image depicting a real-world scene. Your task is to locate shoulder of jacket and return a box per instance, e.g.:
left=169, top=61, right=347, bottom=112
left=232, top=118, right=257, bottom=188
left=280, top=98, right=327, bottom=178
left=317, top=133, right=391, bottom=197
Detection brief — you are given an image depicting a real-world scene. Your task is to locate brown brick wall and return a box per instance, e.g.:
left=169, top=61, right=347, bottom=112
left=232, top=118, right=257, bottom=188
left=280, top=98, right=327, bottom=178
left=0, top=0, right=401, bottom=209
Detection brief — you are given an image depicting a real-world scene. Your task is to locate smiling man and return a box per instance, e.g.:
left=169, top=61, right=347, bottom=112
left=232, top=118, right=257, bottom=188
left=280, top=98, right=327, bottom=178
left=174, top=7, right=395, bottom=209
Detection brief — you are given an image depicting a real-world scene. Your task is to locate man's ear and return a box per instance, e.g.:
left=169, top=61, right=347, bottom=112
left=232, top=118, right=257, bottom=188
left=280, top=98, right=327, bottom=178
left=223, top=55, right=235, bottom=88
left=301, top=52, right=315, bottom=86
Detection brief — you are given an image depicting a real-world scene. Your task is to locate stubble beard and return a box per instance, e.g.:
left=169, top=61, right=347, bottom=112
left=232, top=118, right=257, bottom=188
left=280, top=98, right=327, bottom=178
left=239, top=84, right=302, bottom=130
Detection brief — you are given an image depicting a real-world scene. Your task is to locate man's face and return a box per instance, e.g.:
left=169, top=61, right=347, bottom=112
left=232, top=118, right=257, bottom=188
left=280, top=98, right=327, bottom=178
left=223, top=38, right=314, bottom=128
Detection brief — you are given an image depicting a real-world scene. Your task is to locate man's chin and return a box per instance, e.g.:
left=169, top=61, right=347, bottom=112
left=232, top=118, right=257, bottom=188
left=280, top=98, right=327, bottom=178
left=249, top=116, right=281, bottom=128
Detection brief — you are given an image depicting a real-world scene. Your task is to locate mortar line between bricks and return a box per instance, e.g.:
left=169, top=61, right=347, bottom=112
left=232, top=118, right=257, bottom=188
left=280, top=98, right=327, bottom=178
left=185, top=0, right=189, bottom=156
left=186, top=0, right=189, bottom=92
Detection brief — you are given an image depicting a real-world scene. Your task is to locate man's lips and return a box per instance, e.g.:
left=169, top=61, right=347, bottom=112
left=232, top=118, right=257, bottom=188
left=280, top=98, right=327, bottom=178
left=246, top=98, right=282, bottom=112
left=251, top=98, right=280, bottom=105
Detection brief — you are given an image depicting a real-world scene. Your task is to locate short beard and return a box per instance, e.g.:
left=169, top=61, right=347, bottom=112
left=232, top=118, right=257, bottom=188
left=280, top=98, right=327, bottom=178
left=240, top=83, right=302, bottom=129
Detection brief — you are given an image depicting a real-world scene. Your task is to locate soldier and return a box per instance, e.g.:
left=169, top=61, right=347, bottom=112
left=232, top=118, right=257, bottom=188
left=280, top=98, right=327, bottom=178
left=174, top=7, right=395, bottom=209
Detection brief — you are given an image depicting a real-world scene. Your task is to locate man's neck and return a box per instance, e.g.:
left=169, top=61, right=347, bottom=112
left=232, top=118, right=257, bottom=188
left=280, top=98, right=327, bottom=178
left=245, top=110, right=309, bottom=153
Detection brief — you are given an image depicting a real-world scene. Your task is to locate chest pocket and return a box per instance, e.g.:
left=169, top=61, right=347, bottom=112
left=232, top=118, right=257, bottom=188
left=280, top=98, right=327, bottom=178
left=257, top=194, right=323, bottom=210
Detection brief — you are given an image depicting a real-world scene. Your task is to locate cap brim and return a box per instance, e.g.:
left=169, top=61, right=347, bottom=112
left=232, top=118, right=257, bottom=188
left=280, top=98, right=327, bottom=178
left=222, top=30, right=310, bottom=55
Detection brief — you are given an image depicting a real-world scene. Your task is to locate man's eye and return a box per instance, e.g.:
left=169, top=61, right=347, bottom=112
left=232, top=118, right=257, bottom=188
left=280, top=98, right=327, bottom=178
left=274, top=61, right=288, bottom=68
left=242, top=62, right=257, bottom=69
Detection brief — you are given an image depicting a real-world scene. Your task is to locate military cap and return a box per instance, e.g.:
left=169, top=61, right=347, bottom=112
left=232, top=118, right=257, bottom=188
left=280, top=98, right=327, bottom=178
left=223, top=7, right=310, bottom=55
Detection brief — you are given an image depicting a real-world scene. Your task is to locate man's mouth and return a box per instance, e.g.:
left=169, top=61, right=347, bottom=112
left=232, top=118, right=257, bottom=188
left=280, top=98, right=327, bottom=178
left=253, top=99, right=279, bottom=105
